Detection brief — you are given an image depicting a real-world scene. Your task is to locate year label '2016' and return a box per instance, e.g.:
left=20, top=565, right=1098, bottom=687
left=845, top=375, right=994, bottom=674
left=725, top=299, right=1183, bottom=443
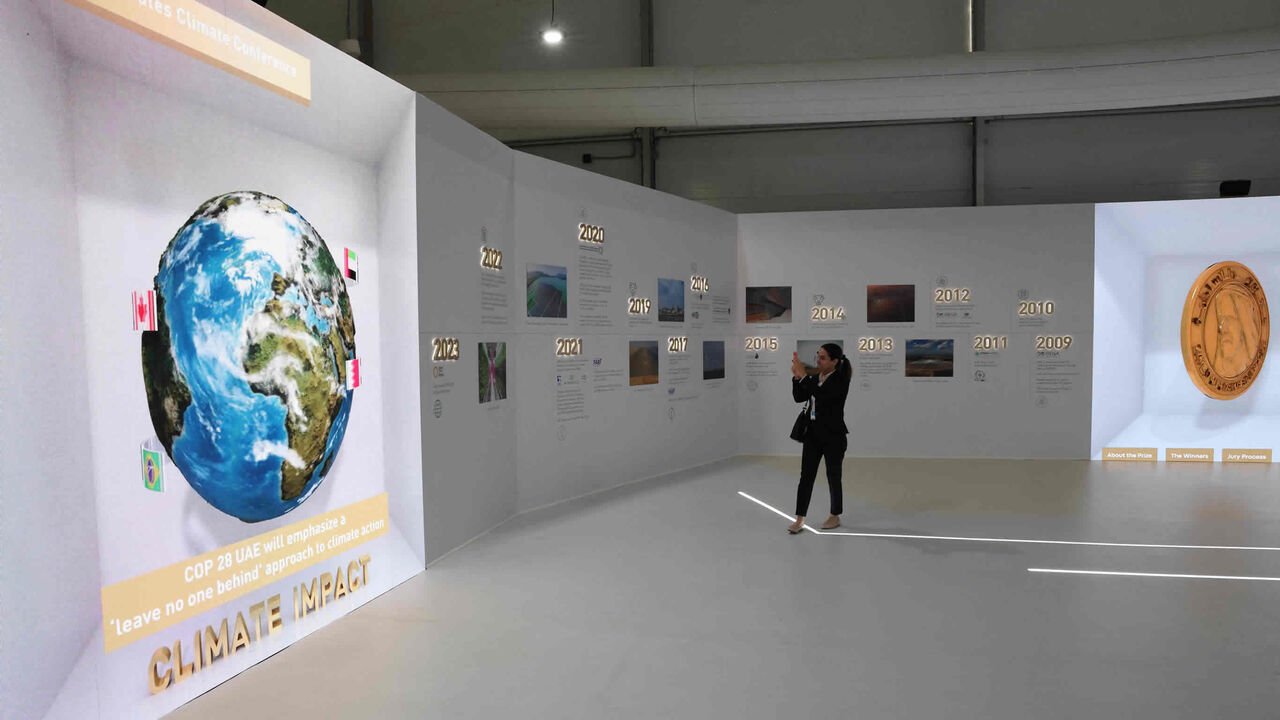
left=811, top=306, right=846, bottom=322
left=1035, top=335, right=1073, bottom=350
left=972, top=335, right=1008, bottom=351
left=432, top=337, right=460, bottom=362
left=480, top=246, right=503, bottom=271
left=668, top=336, right=688, bottom=353
left=690, top=275, right=709, bottom=293
left=628, top=297, right=652, bottom=315
left=857, top=337, right=894, bottom=353
left=556, top=337, right=584, bottom=357
left=578, top=223, right=605, bottom=244
left=934, top=288, right=971, bottom=304
left=745, top=337, right=779, bottom=352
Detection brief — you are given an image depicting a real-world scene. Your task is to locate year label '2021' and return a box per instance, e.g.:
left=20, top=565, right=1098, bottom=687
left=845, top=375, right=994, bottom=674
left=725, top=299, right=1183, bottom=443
left=556, top=337, right=583, bottom=356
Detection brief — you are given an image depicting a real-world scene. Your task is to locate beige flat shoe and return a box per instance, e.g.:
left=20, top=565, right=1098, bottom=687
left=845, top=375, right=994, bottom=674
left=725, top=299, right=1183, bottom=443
left=787, top=519, right=805, bottom=534
left=821, top=516, right=840, bottom=530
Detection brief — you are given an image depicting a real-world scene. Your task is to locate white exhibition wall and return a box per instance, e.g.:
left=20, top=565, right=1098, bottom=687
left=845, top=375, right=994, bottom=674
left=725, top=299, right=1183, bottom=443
left=1093, top=198, right=1280, bottom=457
left=738, top=206, right=1096, bottom=459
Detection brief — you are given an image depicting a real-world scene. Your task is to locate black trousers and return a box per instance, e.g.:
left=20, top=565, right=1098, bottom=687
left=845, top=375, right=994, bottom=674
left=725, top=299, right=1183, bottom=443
left=796, top=431, right=846, bottom=516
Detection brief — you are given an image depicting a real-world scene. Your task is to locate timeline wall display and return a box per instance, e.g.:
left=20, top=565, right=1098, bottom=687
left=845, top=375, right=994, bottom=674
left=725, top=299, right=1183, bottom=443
left=527, top=263, right=569, bottom=320
left=576, top=231, right=614, bottom=329
left=739, top=205, right=1093, bottom=458
left=704, top=340, right=726, bottom=380
left=746, top=286, right=792, bottom=323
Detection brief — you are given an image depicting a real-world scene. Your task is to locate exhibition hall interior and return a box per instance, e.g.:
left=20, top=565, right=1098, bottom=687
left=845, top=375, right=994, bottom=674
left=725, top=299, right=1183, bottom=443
left=6, top=1, right=1280, bottom=718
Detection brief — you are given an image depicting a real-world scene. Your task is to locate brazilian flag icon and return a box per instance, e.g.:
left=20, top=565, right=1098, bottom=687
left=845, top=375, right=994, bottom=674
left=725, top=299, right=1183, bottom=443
left=142, top=448, right=164, bottom=492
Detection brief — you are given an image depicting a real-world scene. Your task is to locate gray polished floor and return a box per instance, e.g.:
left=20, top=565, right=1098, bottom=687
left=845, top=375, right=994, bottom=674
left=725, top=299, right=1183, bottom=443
left=171, top=456, right=1280, bottom=719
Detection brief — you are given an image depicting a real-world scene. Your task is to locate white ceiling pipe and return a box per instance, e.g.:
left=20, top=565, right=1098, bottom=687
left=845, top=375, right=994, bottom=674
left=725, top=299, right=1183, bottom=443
left=398, top=28, right=1280, bottom=135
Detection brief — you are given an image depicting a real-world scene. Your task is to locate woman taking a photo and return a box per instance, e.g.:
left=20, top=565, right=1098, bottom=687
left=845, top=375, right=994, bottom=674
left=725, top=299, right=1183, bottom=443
left=788, top=343, right=851, bottom=534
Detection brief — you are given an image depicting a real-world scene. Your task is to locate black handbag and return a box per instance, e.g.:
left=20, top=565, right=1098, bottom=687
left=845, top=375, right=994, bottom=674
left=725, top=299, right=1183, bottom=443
left=789, top=398, right=812, bottom=443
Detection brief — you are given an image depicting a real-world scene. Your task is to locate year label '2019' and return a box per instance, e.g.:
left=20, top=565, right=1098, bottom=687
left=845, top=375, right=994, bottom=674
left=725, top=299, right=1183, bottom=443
left=628, top=297, right=652, bottom=315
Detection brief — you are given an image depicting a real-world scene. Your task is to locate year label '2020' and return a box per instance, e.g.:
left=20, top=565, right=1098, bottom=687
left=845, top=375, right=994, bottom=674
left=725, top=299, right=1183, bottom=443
left=578, top=223, right=605, bottom=244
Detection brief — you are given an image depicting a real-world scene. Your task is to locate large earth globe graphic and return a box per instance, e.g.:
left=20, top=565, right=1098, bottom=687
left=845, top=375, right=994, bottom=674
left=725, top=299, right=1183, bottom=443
left=141, top=192, right=355, bottom=522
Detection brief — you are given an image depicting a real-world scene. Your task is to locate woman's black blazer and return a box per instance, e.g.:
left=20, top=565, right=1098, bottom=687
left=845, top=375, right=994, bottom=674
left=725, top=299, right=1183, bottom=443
left=791, top=369, right=850, bottom=437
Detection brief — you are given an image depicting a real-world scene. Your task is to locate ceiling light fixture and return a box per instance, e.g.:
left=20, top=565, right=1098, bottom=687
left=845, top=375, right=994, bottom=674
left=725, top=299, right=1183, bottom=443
left=542, top=0, right=563, bottom=45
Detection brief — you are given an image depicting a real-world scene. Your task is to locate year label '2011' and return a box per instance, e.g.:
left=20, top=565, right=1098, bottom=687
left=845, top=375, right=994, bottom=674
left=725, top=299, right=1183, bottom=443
left=480, top=246, right=503, bottom=271
left=578, top=223, right=605, bottom=244
left=432, top=337, right=460, bottom=362
left=972, top=335, right=1008, bottom=351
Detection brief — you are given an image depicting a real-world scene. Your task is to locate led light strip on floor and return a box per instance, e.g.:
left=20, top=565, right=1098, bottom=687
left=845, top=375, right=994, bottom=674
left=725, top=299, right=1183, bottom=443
left=738, top=491, right=1280, bottom=551
left=1028, top=568, right=1280, bottom=582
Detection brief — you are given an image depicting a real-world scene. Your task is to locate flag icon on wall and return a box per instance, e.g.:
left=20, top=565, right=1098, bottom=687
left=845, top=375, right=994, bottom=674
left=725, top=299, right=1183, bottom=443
left=141, top=447, right=164, bottom=492
left=133, top=290, right=156, bottom=331
left=344, top=248, right=358, bottom=284
left=346, top=358, right=361, bottom=390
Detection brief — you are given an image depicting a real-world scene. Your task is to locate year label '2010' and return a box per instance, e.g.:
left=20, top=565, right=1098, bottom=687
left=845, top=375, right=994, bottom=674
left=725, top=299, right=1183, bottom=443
left=668, top=336, right=688, bottom=353
left=480, top=246, right=503, bottom=271
left=1018, top=300, right=1055, bottom=317
left=578, top=223, right=605, bottom=244
left=745, top=337, right=779, bottom=352
left=432, top=337, right=460, bottom=362
left=555, top=337, right=583, bottom=357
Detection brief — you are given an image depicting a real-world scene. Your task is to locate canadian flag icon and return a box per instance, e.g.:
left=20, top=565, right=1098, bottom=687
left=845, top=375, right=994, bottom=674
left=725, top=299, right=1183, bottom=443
left=133, top=290, right=156, bottom=331
left=346, top=358, right=361, bottom=390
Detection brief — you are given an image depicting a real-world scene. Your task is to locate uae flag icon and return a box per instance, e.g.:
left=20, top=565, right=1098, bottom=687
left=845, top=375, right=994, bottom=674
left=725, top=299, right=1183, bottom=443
left=344, top=247, right=358, bottom=284
left=133, top=290, right=156, bottom=331
left=346, top=358, right=361, bottom=390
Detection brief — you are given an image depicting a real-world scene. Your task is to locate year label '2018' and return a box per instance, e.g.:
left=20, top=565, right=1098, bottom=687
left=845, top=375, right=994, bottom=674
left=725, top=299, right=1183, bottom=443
left=432, top=337, right=460, bottom=362
left=556, top=337, right=584, bottom=357
left=578, top=223, right=605, bottom=244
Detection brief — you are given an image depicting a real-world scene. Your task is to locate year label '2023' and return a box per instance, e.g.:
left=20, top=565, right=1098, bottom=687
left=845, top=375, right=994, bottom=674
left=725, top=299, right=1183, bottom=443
left=432, top=337, right=460, bottom=362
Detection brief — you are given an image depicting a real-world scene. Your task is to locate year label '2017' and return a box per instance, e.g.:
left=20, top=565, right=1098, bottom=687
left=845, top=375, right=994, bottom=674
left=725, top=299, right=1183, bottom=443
left=480, top=246, right=503, bottom=271
left=432, top=337, right=460, bottom=362
left=578, top=223, right=605, bottom=244
left=668, top=336, right=688, bottom=353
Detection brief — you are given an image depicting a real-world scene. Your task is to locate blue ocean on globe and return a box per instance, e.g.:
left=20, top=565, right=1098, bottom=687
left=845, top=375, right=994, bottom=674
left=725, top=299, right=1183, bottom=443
left=141, top=192, right=356, bottom=522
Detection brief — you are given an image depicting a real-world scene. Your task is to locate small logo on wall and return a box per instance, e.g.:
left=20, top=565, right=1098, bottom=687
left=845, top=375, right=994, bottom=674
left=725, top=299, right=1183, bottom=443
left=1180, top=260, right=1269, bottom=400
left=747, top=379, right=758, bottom=392
left=592, top=358, right=603, bottom=366
left=668, top=386, right=676, bottom=396
left=433, top=399, right=443, bottom=418
left=433, top=365, right=444, bottom=379
left=974, top=369, right=986, bottom=382
left=1036, top=395, right=1049, bottom=408
left=936, top=275, right=948, bottom=288
left=557, top=424, right=567, bottom=441
left=133, top=290, right=157, bottom=331
left=1017, top=288, right=1030, bottom=301
left=141, top=444, right=164, bottom=492
left=667, top=407, right=675, bottom=421
left=346, top=358, right=362, bottom=390
left=344, top=248, right=359, bottom=284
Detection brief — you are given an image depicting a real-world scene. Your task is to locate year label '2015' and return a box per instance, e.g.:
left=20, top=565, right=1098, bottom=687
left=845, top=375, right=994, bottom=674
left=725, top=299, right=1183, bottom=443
left=745, top=337, right=779, bottom=352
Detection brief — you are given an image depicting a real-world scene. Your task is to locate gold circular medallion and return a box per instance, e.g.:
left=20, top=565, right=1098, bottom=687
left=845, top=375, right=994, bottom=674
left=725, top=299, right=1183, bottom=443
left=1180, top=261, right=1269, bottom=400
